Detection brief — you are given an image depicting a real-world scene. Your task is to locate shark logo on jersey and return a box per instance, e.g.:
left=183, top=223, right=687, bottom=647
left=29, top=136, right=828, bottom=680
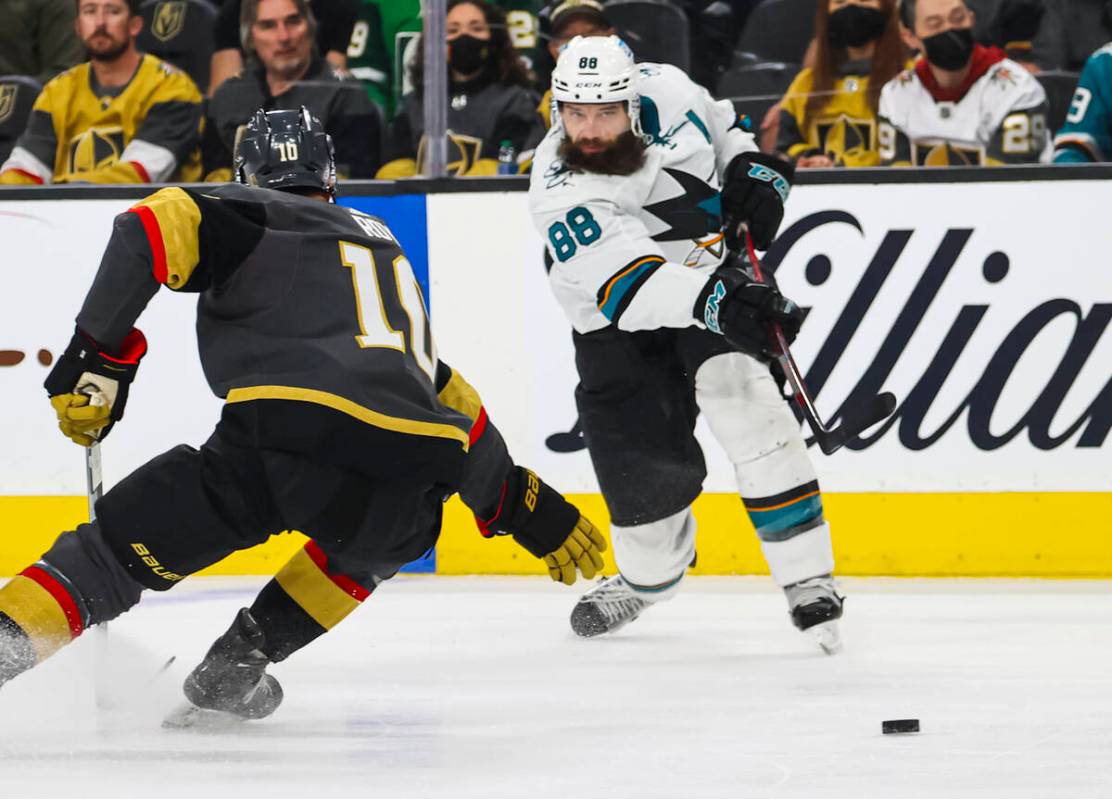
left=644, top=168, right=722, bottom=242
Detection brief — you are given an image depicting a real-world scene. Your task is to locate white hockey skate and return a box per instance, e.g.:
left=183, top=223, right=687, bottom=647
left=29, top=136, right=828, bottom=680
left=784, top=575, right=844, bottom=655
left=570, top=575, right=650, bottom=637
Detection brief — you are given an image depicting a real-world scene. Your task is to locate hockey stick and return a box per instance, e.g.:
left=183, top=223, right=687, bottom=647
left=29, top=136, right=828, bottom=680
left=80, top=400, right=112, bottom=710
left=743, top=230, right=896, bottom=455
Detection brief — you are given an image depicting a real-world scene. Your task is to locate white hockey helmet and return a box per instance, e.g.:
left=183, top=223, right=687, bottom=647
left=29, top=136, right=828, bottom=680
left=550, top=35, right=645, bottom=139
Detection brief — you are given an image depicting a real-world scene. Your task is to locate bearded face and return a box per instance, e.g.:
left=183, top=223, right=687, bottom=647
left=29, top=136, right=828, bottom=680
left=76, top=0, right=136, bottom=63
left=557, top=101, right=646, bottom=176
left=557, top=129, right=647, bottom=176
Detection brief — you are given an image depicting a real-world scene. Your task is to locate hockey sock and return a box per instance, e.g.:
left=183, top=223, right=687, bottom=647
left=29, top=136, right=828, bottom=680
left=0, top=561, right=90, bottom=682
left=743, top=481, right=824, bottom=543
left=249, top=540, right=374, bottom=662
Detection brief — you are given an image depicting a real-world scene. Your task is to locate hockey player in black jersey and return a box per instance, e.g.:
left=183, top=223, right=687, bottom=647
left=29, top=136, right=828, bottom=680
left=0, top=108, right=606, bottom=722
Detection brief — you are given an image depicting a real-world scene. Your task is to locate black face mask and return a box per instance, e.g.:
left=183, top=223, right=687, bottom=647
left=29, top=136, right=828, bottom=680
left=449, top=34, right=490, bottom=75
left=921, top=27, right=975, bottom=71
left=827, top=5, right=888, bottom=49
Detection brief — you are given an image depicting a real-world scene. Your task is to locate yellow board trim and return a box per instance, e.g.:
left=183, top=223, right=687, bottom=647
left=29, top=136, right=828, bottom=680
left=132, top=186, right=201, bottom=290
left=0, top=575, right=72, bottom=661
left=2, top=493, right=1110, bottom=578
left=435, top=492, right=1112, bottom=578
left=274, top=547, right=362, bottom=630
left=224, top=385, right=470, bottom=447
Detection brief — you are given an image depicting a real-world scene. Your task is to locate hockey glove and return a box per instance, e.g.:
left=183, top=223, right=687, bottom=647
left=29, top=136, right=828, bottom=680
left=478, top=466, right=607, bottom=585
left=44, top=327, right=147, bottom=446
left=721, top=152, right=794, bottom=251
left=694, top=266, right=804, bottom=360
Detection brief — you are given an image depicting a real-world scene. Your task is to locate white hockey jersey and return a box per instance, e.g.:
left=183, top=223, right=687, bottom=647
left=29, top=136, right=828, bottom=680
left=529, top=63, right=759, bottom=335
left=877, top=50, right=1051, bottom=166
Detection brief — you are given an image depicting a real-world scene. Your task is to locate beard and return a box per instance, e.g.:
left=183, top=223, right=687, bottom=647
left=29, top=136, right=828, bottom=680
left=558, top=130, right=647, bottom=176
left=84, top=28, right=130, bottom=62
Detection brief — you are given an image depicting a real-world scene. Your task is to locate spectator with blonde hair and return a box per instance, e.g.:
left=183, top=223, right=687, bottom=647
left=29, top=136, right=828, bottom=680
left=777, top=0, right=905, bottom=167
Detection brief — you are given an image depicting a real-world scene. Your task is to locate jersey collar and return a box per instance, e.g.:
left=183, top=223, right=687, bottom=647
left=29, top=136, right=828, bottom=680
left=914, top=44, right=1006, bottom=103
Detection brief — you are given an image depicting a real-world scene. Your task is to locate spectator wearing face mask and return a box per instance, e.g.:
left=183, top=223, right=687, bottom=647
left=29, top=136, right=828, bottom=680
left=878, top=0, right=1050, bottom=165
left=377, top=0, right=545, bottom=177
left=777, top=0, right=906, bottom=167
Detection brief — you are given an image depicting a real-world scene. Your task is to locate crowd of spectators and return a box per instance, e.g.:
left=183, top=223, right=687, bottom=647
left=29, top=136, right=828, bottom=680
left=0, top=0, right=1109, bottom=187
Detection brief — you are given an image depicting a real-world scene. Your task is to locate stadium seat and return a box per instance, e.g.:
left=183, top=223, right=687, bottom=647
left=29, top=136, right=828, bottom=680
left=736, top=0, right=814, bottom=65
left=1036, top=70, right=1081, bottom=133
left=137, top=0, right=218, bottom=93
left=717, top=61, right=798, bottom=133
left=603, top=0, right=691, bottom=71
left=0, top=75, right=43, bottom=164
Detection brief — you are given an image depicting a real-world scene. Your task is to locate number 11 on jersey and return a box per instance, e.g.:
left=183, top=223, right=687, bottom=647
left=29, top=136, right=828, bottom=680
left=339, top=241, right=437, bottom=381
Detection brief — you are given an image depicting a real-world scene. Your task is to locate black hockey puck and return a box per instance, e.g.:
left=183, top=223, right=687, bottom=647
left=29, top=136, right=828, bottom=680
left=882, top=719, right=920, bottom=734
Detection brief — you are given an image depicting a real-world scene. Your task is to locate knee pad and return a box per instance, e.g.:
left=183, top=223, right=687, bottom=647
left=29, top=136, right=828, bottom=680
left=695, top=352, right=817, bottom=498
left=40, top=523, right=145, bottom=626
left=611, top=507, right=696, bottom=601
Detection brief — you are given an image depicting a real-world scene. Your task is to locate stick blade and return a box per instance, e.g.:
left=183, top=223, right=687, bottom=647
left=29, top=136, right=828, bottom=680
left=815, top=392, right=898, bottom=455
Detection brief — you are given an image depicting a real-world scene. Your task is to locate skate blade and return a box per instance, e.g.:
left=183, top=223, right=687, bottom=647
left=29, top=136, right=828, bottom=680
left=162, top=701, right=247, bottom=731
left=809, top=620, right=843, bottom=655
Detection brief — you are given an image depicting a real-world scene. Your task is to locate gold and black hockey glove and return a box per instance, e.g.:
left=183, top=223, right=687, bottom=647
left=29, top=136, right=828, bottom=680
left=694, top=266, right=804, bottom=361
left=44, top=327, right=147, bottom=446
left=477, top=466, right=607, bottom=585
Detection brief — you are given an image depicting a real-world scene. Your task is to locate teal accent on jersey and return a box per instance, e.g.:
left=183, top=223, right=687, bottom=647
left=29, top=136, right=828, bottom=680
left=747, top=495, right=824, bottom=541
left=697, top=192, right=722, bottom=221
left=598, top=257, right=665, bottom=321
left=685, top=110, right=711, bottom=143
left=640, top=95, right=662, bottom=141
left=1053, top=45, right=1112, bottom=163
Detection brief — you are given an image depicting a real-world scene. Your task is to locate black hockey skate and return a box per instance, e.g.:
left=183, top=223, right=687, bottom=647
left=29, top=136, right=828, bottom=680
left=570, top=575, right=650, bottom=637
left=784, top=575, right=844, bottom=655
left=164, top=608, right=283, bottom=728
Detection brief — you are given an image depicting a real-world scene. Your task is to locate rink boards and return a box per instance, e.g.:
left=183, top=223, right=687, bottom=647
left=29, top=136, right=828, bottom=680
left=0, top=170, right=1109, bottom=576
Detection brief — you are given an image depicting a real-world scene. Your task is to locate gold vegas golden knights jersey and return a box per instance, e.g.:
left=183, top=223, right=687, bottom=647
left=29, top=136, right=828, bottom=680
left=0, top=54, right=202, bottom=185
left=76, top=183, right=475, bottom=486
left=777, top=60, right=882, bottom=167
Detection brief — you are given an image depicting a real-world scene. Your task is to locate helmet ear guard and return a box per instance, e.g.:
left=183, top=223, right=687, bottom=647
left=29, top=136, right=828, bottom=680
left=234, top=107, right=337, bottom=199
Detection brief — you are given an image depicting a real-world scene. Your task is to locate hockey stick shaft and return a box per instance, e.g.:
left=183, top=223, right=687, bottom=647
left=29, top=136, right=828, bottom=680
left=743, top=230, right=895, bottom=454
left=84, top=428, right=111, bottom=709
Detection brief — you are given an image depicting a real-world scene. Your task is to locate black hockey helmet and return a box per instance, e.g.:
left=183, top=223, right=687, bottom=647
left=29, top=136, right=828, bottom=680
left=234, top=107, right=336, bottom=198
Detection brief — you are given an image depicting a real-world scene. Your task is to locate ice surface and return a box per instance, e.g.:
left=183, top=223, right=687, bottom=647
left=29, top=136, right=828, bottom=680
left=1, top=576, right=1109, bottom=798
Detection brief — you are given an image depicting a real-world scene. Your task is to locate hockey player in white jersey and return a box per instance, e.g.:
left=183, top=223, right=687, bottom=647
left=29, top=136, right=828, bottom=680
left=529, top=36, right=843, bottom=653
left=878, top=0, right=1050, bottom=166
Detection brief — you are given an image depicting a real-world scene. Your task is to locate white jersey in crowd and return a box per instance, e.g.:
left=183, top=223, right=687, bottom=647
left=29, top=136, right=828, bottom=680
left=529, top=63, right=758, bottom=335
left=878, top=54, right=1051, bottom=166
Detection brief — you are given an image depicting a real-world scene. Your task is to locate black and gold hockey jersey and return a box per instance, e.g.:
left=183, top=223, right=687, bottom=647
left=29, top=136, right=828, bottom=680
left=0, top=54, right=202, bottom=185
left=777, top=60, right=882, bottom=167
left=378, top=74, right=544, bottom=177
left=76, top=183, right=473, bottom=485
left=202, top=57, right=383, bottom=182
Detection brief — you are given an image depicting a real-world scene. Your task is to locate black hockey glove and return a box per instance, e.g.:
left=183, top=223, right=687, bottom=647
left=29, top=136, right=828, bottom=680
left=44, top=327, right=147, bottom=446
left=694, top=266, right=804, bottom=360
left=721, top=152, right=794, bottom=251
left=477, top=466, right=607, bottom=585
